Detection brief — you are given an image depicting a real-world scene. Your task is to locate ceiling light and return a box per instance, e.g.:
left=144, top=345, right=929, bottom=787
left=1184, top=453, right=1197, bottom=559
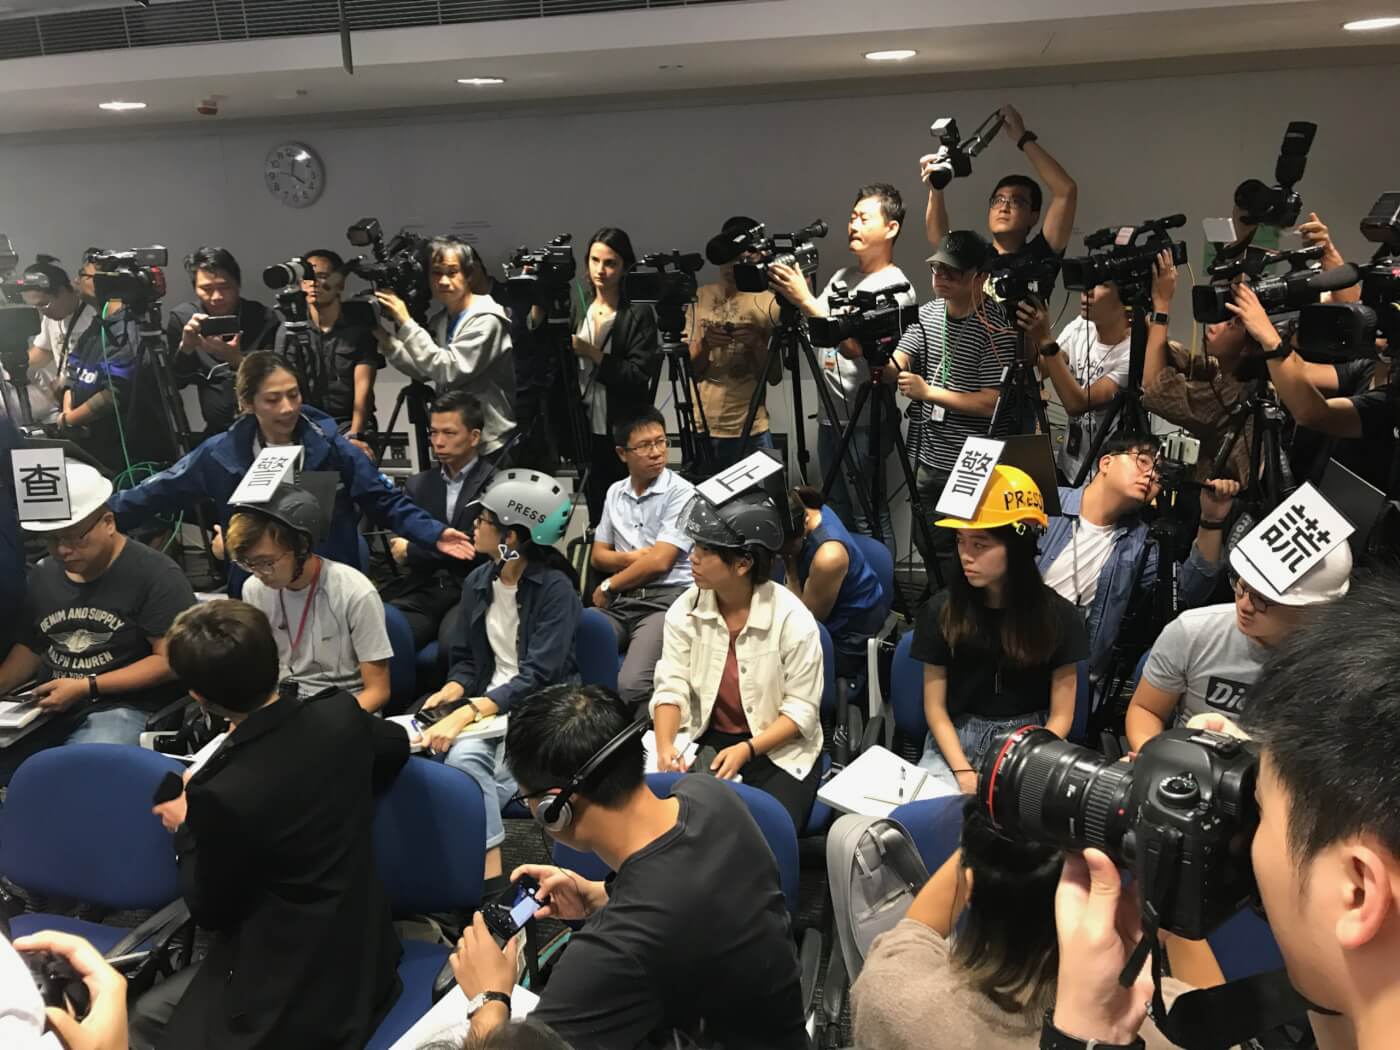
left=98, top=100, right=147, bottom=111
left=457, top=77, right=506, bottom=86
left=864, top=49, right=917, bottom=61
left=1342, top=16, right=1400, bottom=30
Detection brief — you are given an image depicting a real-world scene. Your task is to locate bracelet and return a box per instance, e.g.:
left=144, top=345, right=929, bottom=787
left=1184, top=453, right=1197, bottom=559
left=1148, top=311, right=1170, bottom=327
left=949, top=767, right=975, bottom=775
left=745, top=740, right=757, bottom=761
left=1017, top=130, right=1038, bottom=151
left=1198, top=518, right=1227, bottom=530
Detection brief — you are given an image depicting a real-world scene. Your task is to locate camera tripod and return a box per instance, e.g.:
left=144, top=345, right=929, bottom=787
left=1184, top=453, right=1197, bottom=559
left=1069, top=296, right=1157, bottom=488
left=0, top=350, right=37, bottom=430
left=988, top=331, right=1051, bottom=438
left=656, top=326, right=714, bottom=479
left=380, top=378, right=436, bottom=473
left=1210, top=378, right=1295, bottom=516
left=273, top=285, right=329, bottom=416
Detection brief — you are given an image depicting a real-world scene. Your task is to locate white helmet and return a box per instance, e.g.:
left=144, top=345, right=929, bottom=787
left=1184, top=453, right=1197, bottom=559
left=1230, top=540, right=1352, bottom=607
left=478, top=470, right=573, bottom=545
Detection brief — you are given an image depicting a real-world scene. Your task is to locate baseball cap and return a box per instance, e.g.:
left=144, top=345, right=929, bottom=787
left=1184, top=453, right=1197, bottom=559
left=926, top=229, right=992, bottom=273
left=20, top=461, right=114, bottom=532
left=1229, top=540, right=1353, bottom=607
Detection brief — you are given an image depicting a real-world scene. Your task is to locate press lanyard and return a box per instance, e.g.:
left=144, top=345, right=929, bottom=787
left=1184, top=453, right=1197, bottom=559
left=277, top=559, right=322, bottom=655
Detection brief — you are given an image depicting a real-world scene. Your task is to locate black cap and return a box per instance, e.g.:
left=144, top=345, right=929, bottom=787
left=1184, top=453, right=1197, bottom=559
left=926, top=229, right=992, bottom=273
left=705, top=215, right=762, bottom=266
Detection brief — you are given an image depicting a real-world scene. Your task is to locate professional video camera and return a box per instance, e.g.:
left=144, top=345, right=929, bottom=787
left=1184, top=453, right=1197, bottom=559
left=502, top=234, right=577, bottom=309
left=1298, top=191, right=1400, bottom=357
left=1235, top=121, right=1317, bottom=229
left=807, top=282, right=918, bottom=364
left=731, top=221, right=828, bottom=294
left=1061, top=215, right=1188, bottom=299
left=625, top=251, right=702, bottom=331
left=923, top=110, right=1005, bottom=190
left=990, top=253, right=1061, bottom=308
left=344, top=218, right=431, bottom=321
left=980, top=725, right=1258, bottom=940
left=89, top=247, right=169, bottom=306
left=1193, top=244, right=1358, bottom=324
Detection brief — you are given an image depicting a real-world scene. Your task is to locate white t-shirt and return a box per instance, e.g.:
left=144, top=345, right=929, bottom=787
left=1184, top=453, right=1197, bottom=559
left=486, top=577, right=521, bottom=691
left=577, top=312, right=616, bottom=436
left=816, top=265, right=917, bottom=424
left=0, top=309, right=85, bottom=424
left=1043, top=517, right=1117, bottom=607
left=1053, top=316, right=1131, bottom=481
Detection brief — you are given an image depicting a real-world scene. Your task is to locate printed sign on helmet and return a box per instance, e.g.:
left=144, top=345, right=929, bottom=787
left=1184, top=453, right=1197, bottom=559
left=935, top=436, right=1006, bottom=522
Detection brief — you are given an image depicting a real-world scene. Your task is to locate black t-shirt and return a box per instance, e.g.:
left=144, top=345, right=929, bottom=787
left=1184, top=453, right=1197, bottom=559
left=167, top=298, right=275, bottom=436
left=1351, top=386, right=1395, bottom=441
left=21, top=538, right=196, bottom=712
left=272, top=314, right=381, bottom=425
left=531, top=775, right=807, bottom=1050
left=910, top=588, right=1088, bottom=719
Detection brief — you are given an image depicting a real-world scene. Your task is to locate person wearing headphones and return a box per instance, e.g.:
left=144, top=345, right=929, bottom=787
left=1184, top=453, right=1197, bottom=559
left=225, top=482, right=394, bottom=713
left=447, top=683, right=808, bottom=1050
left=417, top=470, right=581, bottom=879
left=912, top=464, right=1088, bottom=793
left=650, top=486, right=825, bottom=830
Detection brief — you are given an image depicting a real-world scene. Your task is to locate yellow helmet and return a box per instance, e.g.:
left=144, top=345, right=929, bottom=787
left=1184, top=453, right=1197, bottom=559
left=935, top=465, right=1048, bottom=531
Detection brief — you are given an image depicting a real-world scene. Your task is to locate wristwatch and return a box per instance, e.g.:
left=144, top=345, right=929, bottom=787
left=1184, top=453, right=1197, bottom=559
left=1260, top=340, right=1293, bottom=362
left=1017, top=129, right=1039, bottom=150
left=87, top=674, right=99, bottom=701
left=1148, top=311, right=1170, bottom=327
left=465, top=990, right=511, bottom=1021
left=466, top=699, right=483, bottom=722
left=1040, top=1016, right=1145, bottom=1050
left=1039, top=341, right=1061, bottom=358
left=599, top=578, right=612, bottom=595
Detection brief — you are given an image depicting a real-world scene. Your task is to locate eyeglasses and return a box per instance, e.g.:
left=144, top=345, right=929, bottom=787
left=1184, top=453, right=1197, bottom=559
left=1114, top=450, right=1161, bottom=476
left=625, top=437, right=669, bottom=454
left=989, top=194, right=1032, bottom=210
left=45, top=514, right=105, bottom=550
left=929, top=263, right=969, bottom=279
left=1233, top=576, right=1273, bottom=612
left=235, top=550, right=291, bottom=575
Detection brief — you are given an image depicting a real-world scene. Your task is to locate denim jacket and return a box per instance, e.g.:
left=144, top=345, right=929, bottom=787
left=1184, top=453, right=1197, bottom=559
left=446, top=560, right=581, bottom=713
left=1038, top=486, right=1223, bottom=679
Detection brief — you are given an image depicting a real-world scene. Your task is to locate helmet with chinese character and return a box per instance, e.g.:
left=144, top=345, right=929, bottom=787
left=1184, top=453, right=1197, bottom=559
left=229, top=483, right=324, bottom=548
left=934, top=465, right=1048, bottom=532
left=478, top=470, right=573, bottom=546
left=17, top=460, right=114, bottom=533
left=1229, top=531, right=1352, bottom=607
left=679, top=489, right=786, bottom=554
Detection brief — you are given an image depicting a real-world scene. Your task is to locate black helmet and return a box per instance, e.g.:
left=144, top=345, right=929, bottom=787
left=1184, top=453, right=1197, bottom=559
left=228, top=483, right=324, bottom=547
left=680, top=489, right=785, bottom=554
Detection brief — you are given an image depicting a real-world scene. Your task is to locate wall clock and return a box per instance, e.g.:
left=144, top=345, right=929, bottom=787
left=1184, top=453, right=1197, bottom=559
left=264, top=142, right=325, bottom=208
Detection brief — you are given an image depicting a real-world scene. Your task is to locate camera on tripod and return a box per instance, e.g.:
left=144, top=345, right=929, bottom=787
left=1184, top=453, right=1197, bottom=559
left=625, top=251, right=702, bottom=336
left=1061, top=216, right=1188, bottom=299
left=924, top=110, right=1005, bottom=191
left=1235, top=121, right=1317, bottom=229
left=89, top=247, right=169, bottom=306
left=807, top=282, right=918, bottom=365
left=731, top=221, right=827, bottom=294
left=1192, top=243, right=1355, bottom=324
left=344, top=217, right=432, bottom=321
left=502, top=234, right=577, bottom=309
left=990, top=254, right=1060, bottom=309
left=981, top=725, right=1259, bottom=940
left=1298, top=190, right=1400, bottom=358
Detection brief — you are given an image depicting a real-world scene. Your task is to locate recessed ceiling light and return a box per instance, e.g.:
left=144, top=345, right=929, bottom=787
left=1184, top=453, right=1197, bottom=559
left=457, top=77, right=506, bottom=86
left=1343, top=16, right=1400, bottom=30
left=864, top=49, right=917, bottom=61
left=98, top=100, right=147, bottom=111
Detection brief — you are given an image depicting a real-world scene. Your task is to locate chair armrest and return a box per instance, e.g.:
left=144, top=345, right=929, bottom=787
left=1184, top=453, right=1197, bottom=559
left=144, top=694, right=194, bottom=731
left=798, top=926, right=823, bottom=1023
left=866, top=637, right=884, bottom=724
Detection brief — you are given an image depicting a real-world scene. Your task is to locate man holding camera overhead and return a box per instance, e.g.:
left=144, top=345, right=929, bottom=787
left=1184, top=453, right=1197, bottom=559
left=921, top=104, right=1079, bottom=268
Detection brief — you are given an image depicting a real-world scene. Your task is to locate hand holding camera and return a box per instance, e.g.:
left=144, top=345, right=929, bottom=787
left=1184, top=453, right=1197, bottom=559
left=13, top=930, right=128, bottom=1050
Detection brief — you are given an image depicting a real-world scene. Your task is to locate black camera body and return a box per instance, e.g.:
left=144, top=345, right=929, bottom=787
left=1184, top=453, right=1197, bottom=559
left=24, top=949, right=91, bottom=1019
left=1236, top=121, right=1317, bottom=229
left=626, top=250, right=702, bottom=338
left=1192, top=245, right=1339, bottom=325
left=924, top=110, right=1005, bottom=191
left=980, top=726, right=1259, bottom=940
left=1298, top=192, right=1400, bottom=357
left=90, top=246, right=169, bottom=306
left=502, top=234, right=577, bottom=309
left=1, top=305, right=42, bottom=386
left=808, top=282, right=917, bottom=366
left=1061, top=216, right=1188, bottom=301
left=732, top=221, right=827, bottom=295
left=991, top=254, right=1061, bottom=308
left=344, top=217, right=432, bottom=322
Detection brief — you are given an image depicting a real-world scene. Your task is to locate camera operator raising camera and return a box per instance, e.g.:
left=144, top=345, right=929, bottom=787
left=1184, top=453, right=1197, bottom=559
left=5, top=259, right=78, bottom=426
left=375, top=238, right=517, bottom=465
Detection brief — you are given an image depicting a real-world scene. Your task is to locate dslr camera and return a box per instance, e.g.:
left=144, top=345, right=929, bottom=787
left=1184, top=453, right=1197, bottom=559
left=89, top=246, right=169, bottom=307
left=1235, top=121, right=1317, bottom=229
left=807, top=282, right=918, bottom=365
left=980, top=725, right=1259, bottom=940
left=1061, top=215, right=1188, bottom=300
left=626, top=250, right=702, bottom=338
left=502, top=234, right=577, bottom=308
left=344, top=217, right=432, bottom=321
left=924, top=110, right=1005, bottom=191
left=1298, top=191, right=1400, bottom=357
left=731, top=221, right=827, bottom=294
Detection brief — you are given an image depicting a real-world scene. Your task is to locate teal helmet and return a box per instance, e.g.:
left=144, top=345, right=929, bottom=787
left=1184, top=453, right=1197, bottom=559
left=479, top=469, right=573, bottom=546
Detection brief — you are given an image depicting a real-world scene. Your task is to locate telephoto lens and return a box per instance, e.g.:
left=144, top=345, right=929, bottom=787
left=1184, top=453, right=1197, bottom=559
left=977, top=726, right=1260, bottom=939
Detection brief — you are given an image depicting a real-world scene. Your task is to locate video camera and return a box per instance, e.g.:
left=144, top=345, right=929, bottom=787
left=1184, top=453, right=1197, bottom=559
left=1299, top=191, right=1400, bottom=357
left=980, top=725, right=1259, bottom=940
left=731, top=221, right=827, bottom=295
left=262, top=257, right=313, bottom=289
left=502, top=234, right=577, bottom=309
left=1193, top=244, right=1358, bottom=324
left=89, top=247, right=169, bottom=306
left=808, top=282, right=918, bottom=365
left=924, top=110, right=1005, bottom=191
left=1061, top=215, right=1188, bottom=300
left=344, top=218, right=432, bottom=322
left=990, top=253, right=1061, bottom=309
left=1235, top=121, right=1317, bottom=229
left=626, top=250, right=702, bottom=337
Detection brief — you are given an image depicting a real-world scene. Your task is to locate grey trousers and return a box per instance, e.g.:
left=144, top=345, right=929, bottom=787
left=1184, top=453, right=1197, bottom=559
left=128, top=960, right=199, bottom=1050
left=597, top=585, right=688, bottom=709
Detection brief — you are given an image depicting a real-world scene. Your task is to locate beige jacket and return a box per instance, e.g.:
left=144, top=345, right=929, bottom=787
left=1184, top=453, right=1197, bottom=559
left=650, top=581, right=824, bottom=780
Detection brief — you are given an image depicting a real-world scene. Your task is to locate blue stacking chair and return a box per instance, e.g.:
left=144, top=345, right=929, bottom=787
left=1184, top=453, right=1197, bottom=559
left=383, top=602, right=419, bottom=713
left=803, top=623, right=839, bottom=839
left=889, top=795, right=966, bottom=873
left=1208, top=907, right=1285, bottom=981
left=576, top=607, right=620, bottom=693
left=366, top=755, right=488, bottom=1050
left=358, top=533, right=372, bottom=573
left=849, top=534, right=895, bottom=621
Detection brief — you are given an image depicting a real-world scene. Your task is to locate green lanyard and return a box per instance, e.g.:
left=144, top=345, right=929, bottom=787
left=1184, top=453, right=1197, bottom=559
left=935, top=301, right=950, bottom=387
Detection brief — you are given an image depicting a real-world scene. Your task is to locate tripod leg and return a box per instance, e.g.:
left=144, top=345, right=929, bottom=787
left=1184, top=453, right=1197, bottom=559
left=881, top=386, right=944, bottom=596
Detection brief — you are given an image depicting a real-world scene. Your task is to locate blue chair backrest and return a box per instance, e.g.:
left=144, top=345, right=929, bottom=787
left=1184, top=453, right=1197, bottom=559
left=1071, top=661, right=1091, bottom=744
left=383, top=602, right=417, bottom=706
left=576, top=607, right=620, bottom=692
left=817, top=621, right=836, bottom=720
left=770, top=558, right=785, bottom=585
left=849, top=533, right=895, bottom=618
left=372, top=755, right=486, bottom=916
left=552, top=772, right=800, bottom=914
left=890, top=632, right=926, bottom=744
left=889, top=795, right=965, bottom=872
left=357, top=533, right=371, bottom=574
left=1208, top=907, right=1285, bottom=980
left=0, top=745, right=185, bottom=911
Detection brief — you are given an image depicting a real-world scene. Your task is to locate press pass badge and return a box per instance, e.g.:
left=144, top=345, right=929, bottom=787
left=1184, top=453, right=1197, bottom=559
left=229, top=447, right=300, bottom=506
left=11, top=447, right=70, bottom=523
left=697, top=450, right=784, bottom=506
left=1234, top=483, right=1354, bottom=595
left=936, top=436, right=1006, bottom=521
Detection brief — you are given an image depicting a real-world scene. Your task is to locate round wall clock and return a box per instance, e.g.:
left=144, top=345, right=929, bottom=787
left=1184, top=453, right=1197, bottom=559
left=264, top=142, right=325, bottom=208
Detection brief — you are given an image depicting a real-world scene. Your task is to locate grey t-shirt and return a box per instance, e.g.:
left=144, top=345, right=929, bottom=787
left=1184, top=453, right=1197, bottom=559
left=1142, top=603, right=1267, bottom=725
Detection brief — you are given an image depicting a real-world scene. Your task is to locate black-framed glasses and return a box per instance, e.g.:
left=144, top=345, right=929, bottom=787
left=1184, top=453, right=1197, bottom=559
left=988, top=193, right=1032, bottom=210
left=625, top=437, right=669, bottom=454
left=44, top=513, right=105, bottom=550
left=1232, top=575, right=1273, bottom=612
left=929, top=262, right=968, bottom=279
left=234, top=549, right=291, bottom=575
left=1114, top=450, right=1160, bottom=476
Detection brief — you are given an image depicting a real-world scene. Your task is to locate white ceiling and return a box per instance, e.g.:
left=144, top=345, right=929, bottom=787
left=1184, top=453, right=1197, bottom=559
left=0, top=0, right=1397, bottom=136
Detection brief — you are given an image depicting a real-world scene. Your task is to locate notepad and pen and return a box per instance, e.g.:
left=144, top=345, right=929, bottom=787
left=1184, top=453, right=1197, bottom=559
left=816, top=745, right=957, bottom=818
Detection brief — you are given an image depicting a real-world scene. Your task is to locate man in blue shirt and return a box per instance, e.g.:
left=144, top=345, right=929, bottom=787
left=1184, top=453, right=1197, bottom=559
left=590, top=408, right=695, bottom=710
left=1037, top=432, right=1235, bottom=680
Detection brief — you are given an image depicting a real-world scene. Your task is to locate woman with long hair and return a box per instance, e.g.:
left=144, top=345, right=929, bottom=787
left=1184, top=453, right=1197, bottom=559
left=910, top=465, right=1087, bottom=793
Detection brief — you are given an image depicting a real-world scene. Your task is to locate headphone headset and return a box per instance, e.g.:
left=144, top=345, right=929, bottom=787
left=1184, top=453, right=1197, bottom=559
left=536, top=714, right=650, bottom=834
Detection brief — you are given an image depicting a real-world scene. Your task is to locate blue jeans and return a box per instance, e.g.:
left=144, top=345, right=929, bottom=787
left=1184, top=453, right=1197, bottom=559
left=917, top=710, right=1048, bottom=792
left=444, top=736, right=518, bottom=849
left=817, top=423, right=896, bottom=560
left=708, top=432, right=774, bottom=472
left=65, top=706, right=149, bottom=746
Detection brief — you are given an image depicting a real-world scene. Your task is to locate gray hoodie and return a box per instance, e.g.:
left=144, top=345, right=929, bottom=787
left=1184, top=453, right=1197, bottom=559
left=383, top=294, right=516, bottom=454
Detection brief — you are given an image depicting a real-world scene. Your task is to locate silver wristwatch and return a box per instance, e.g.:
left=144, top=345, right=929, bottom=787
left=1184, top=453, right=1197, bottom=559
left=466, top=990, right=511, bottom=1020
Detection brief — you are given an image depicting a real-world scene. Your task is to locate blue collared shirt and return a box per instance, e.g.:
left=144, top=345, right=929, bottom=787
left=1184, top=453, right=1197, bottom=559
left=596, top=468, right=695, bottom=587
left=441, top=456, right=480, bottom=521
